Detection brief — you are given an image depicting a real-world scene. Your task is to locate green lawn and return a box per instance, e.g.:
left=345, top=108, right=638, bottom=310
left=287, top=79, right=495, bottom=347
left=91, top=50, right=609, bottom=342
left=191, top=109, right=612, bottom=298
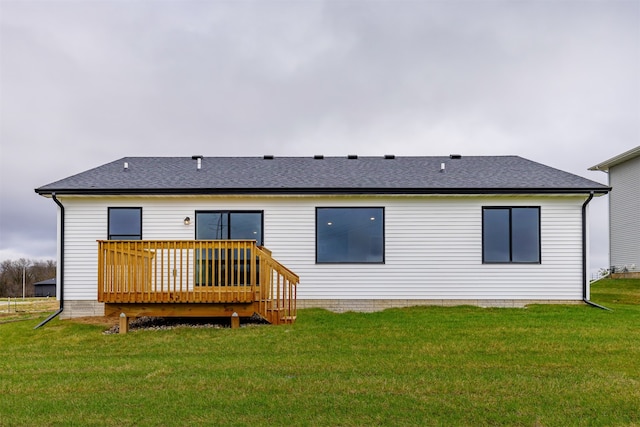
left=1, top=279, right=639, bottom=426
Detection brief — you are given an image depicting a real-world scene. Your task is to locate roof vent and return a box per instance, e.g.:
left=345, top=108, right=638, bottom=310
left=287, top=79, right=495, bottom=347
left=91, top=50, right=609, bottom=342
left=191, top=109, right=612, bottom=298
left=348, top=154, right=358, bottom=159
left=449, top=154, right=462, bottom=159
left=384, top=154, right=395, bottom=159
left=440, top=162, right=446, bottom=172
left=192, top=155, right=203, bottom=170
left=314, top=155, right=324, bottom=160
left=123, top=162, right=129, bottom=171
left=263, top=155, right=274, bottom=160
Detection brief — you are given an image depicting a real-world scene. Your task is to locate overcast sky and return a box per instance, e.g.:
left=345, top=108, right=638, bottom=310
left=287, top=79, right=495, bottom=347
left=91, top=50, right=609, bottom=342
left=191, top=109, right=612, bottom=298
left=1, top=0, right=638, bottom=275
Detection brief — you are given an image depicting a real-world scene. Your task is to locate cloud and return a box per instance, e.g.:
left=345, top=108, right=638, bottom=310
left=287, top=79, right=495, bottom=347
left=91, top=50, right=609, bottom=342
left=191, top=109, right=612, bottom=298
left=0, top=0, right=638, bottom=273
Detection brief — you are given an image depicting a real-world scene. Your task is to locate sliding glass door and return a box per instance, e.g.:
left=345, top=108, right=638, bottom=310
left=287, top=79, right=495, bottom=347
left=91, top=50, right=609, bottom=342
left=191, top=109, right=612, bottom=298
left=195, top=211, right=263, bottom=286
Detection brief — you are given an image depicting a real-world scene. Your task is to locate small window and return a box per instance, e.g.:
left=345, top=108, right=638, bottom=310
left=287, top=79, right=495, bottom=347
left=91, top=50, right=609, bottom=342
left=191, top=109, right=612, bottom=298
left=483, top=207, right=540, bottom=263
left=316, top=207, right=384, bottom=263
left=108, top=208, right=142, bottom=240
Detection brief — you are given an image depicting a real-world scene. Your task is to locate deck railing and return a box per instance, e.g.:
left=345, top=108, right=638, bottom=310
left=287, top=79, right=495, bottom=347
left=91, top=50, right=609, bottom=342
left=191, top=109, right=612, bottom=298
left=97, top=240, right=299, bottom=323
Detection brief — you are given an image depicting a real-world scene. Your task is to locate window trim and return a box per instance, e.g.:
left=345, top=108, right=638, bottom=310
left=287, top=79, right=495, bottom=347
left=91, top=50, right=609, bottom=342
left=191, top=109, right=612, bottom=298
left=315, top=206, right=385, bottom=264
left=195, top=210, right=264, bottom=246
left=107, top=207, right=142, bottom=240
left=482, top=206, right=541, bottom=264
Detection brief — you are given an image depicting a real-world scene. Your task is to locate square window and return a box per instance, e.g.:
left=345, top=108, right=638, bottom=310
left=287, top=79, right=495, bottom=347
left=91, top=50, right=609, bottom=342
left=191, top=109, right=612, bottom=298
left=316, top=207, right=384, bottom=263
left=108, top=208, right=142, bottom=240
left=482, top=207, right=540, bottom=263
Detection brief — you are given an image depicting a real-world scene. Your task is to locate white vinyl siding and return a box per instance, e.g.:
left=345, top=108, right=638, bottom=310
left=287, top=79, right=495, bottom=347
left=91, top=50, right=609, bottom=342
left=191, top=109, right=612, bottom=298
left=609, top=156, right=640, bottom=272
left=58, top=195, right=586, bottom=302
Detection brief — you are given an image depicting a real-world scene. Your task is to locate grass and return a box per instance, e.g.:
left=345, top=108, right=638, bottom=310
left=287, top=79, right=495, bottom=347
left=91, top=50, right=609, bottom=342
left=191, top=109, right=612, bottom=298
left=0, top=297, right=59, bottom=323
left=0, top=279, right=639, bottom=426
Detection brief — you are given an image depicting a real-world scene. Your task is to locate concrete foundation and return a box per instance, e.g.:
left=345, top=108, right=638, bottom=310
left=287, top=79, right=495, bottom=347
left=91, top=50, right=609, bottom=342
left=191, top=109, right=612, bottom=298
left=60, top=300, right=105, bottom=319
left=296, top=299, right=582, bottom=313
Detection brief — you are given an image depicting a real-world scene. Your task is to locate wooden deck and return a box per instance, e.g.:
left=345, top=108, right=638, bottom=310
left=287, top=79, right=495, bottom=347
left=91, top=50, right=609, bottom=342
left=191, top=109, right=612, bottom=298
left=97, top=240, right=298, bottom=325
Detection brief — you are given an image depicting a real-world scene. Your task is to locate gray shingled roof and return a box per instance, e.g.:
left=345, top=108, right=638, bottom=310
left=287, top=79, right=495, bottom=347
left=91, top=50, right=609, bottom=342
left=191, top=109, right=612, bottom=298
left=35, top=155, right=609, bottom=195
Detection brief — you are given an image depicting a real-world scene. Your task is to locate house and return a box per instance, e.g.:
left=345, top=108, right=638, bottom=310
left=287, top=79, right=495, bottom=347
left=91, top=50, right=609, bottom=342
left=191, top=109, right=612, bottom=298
left=589, top=146, right=640, bottom=278
left=33, top=278, right=56, bottom=297
left=35, top=155, right=609, bottom=324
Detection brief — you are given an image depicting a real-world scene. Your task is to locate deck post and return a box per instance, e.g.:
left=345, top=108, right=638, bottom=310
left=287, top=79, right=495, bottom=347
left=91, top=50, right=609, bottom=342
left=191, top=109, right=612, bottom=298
left=119, top=312, right=129, bottom=334
left=231, top=312, right=240, bottom=329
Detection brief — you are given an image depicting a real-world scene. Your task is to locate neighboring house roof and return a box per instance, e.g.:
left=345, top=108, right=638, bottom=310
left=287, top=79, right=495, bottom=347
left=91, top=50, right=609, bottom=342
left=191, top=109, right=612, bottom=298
left=33, top=278, right=56, bottom=286
left=35, top=155, right=609, bottom=196
left=589, top=146, right=640, bottom=172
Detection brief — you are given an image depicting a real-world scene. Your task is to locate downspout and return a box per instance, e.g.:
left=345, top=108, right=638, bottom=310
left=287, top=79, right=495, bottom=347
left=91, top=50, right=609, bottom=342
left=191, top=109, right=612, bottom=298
left=581, top=191, right=610, bottom=311
left=35, top=193, right=65, bottom=328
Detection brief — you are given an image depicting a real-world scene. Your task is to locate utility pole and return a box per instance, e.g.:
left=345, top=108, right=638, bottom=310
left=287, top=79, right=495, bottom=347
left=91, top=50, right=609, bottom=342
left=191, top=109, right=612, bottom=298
left=22, top=267, right=25, bottom=300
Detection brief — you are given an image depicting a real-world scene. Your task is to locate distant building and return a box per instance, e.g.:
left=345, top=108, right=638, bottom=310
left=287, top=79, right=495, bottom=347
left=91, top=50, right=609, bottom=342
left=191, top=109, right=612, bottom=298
left=590, top=146, right=640, bottom=278
left=33, top=278, right=56, bottom=297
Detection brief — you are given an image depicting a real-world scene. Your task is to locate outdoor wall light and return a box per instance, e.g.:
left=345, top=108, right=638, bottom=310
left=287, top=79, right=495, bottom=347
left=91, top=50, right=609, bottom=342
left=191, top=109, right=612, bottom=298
left=184, top=216, right=191, bottom=225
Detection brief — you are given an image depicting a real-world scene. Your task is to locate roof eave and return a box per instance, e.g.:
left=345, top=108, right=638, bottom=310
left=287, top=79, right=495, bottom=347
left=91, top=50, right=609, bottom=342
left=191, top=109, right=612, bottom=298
left=589, top=146, right=640, bottom=171
left=34, top=187, right=611, bottom=196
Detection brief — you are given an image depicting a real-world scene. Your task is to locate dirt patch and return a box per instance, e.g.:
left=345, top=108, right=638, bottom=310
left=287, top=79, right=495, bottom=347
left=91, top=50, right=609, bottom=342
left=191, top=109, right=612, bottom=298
left=68, top=316, right=120, bottom=328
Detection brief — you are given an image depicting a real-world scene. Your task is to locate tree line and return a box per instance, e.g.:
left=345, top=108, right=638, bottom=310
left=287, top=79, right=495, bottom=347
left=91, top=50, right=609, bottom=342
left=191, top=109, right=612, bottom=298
left=0, top=259, right=56, bottom=298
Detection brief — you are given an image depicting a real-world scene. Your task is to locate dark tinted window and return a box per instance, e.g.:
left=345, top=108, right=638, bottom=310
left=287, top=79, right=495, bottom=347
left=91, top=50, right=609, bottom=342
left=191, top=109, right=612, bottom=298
left=229, top=213, right=263, bottom=244
left=195, top=211, right=263, bottom=286
left=108, top=208, right=142, bottom=240
left=511, top=208, right=540, bottom=262
left=483, top=207, right=540, bottom=263
left=317, top=207, right=384, bottom=263
left=483, top=209, right=510, bottom=262
left=196, top=211, right=263, bottom=245
left=196, top=212, right=228, bottom=240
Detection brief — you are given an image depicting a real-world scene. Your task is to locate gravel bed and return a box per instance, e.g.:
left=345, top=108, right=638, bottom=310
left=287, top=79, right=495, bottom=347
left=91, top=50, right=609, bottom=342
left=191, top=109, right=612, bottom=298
left=104, top=314, right=269, bottom=334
